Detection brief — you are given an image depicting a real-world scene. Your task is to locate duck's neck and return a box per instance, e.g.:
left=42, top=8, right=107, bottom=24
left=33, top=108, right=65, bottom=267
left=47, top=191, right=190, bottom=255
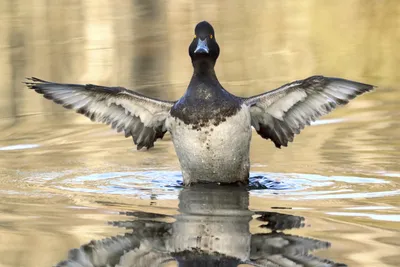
left=190, top=59, right=218, bottom=84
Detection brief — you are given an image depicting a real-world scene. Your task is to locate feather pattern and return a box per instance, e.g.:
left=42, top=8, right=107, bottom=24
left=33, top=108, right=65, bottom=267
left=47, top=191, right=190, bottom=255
left=245, top=76, right=374, bottom=148
left=25, top=77, right=175, bottom=149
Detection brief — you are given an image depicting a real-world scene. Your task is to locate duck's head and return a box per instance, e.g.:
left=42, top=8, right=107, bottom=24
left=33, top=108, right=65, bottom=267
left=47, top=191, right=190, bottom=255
left=189, top=21, right=220, bottom=67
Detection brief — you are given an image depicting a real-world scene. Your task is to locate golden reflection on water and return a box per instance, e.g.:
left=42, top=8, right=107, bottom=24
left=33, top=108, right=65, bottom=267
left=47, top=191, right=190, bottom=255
left=0, top=1, right=399, bottom=267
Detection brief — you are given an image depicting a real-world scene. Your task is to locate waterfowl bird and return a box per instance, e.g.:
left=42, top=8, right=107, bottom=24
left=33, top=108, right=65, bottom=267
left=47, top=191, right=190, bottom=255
left=25, top=21, right=374, bottom=185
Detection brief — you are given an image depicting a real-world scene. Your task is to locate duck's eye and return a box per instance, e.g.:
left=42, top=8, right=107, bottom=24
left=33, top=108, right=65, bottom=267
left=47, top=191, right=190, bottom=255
left=210, top=34, right=213, bottom=39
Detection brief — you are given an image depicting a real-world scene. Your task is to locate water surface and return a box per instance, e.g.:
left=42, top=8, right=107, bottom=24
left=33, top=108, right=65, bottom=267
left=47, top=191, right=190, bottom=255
left=0, top=1, right=399, bottom=266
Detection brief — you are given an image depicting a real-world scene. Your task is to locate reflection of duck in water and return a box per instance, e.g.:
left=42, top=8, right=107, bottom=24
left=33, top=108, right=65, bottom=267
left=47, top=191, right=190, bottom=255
left=57, top=185, right=346, bottom=267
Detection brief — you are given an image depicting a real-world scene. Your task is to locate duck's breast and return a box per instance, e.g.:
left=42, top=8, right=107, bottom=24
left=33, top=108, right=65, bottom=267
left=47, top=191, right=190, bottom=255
left=166, top=104, right=252, bottom=184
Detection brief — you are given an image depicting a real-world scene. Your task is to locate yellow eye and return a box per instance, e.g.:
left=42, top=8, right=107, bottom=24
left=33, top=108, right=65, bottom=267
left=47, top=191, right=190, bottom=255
left=194, top=35, right=197, bottom=39
left=210, top=34, right=213, bottom=39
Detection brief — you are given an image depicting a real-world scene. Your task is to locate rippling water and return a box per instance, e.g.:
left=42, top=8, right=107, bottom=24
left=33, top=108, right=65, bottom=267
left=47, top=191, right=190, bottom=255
left=0, top=1, right=400, bottom=266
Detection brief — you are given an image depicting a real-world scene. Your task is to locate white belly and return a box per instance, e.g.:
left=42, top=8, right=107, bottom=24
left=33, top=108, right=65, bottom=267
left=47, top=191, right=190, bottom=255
left=166, top=105, right=252, bottom=185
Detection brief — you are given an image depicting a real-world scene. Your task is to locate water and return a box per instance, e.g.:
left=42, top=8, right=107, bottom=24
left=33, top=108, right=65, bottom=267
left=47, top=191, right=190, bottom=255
left=0, top=1, right=399, bottom=266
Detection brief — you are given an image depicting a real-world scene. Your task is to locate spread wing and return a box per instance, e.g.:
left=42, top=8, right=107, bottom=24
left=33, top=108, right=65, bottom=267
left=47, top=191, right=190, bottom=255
left=245, top=76, right=374, bottom=148
left=25, top=77, right=175, bottom=149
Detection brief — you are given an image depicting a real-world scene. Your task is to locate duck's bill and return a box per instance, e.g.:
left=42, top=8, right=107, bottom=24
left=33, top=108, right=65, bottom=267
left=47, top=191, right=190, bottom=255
left=194, top=39, right=209, bottom=54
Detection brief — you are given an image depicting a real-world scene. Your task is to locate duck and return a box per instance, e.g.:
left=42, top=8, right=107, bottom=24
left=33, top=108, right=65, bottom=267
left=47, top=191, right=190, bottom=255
left=25, top=21, right=374, bottom=185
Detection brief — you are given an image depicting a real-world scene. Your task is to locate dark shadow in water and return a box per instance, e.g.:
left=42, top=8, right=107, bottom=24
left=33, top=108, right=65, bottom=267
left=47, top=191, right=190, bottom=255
left=165, top=175, right=291, bottom=190
left=56, top=185, right=346, bottom=267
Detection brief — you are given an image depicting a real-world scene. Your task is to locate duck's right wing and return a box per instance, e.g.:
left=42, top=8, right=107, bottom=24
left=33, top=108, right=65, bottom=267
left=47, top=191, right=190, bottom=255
left=25, top=77, right=175, bottom=149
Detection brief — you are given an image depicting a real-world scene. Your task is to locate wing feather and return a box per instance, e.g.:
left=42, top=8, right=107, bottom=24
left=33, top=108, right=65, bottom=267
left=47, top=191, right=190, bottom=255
left=245, top=76, right=374, bottom=148
left=25, top=77, right=175, bottom=149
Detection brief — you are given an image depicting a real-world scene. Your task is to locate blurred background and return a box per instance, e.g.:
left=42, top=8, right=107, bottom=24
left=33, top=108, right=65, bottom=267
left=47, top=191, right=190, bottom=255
left=0, top=0, right=399, bottom=124
left=0, top=1, right=399, bottom=267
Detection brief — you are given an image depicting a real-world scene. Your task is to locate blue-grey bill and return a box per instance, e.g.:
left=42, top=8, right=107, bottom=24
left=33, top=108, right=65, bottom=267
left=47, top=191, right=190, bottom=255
left=194, top=39, right=209, bottom=54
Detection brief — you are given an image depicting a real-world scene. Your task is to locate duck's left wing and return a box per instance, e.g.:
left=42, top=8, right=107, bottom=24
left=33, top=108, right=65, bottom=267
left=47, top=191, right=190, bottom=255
left=244, top=76, right=374, bottom=148
left=25, top=77, right=175, bottom=149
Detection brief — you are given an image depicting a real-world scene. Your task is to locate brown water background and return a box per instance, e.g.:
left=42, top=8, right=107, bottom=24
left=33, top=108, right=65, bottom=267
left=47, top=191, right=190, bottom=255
left=0, top=1, right=399, bottom=266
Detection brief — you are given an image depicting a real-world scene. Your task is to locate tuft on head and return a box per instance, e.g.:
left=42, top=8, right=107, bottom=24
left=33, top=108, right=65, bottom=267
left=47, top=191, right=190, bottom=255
left=194, top=21, right=215, bottom=39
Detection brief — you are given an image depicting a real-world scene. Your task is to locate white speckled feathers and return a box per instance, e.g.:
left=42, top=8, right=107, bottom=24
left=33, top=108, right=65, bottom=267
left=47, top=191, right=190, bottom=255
left=166, top=104, right=252, bottom=184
